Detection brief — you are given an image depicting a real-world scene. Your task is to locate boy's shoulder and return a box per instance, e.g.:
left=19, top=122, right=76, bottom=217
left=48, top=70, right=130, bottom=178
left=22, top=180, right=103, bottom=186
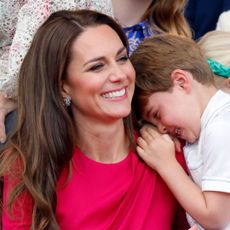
left=202, top=91, right=230, bottom=143
left=203, top=90, right=230, bottom=126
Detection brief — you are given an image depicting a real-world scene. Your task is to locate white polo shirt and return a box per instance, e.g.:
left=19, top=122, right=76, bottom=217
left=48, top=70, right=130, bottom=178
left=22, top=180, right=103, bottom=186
left=184, top=90, right=230, bottom=229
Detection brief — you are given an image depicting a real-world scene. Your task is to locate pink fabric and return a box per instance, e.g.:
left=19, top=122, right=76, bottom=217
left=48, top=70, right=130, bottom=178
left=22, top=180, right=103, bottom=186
left=57, top=147, right=187, bottom=229
left=2, top=173, right=33, bottom=229
left=2, top=147, right=188, bottom=229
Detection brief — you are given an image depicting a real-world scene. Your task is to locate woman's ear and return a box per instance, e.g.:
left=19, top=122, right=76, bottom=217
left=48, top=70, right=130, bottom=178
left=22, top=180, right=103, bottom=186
left=170, top=69, right=192, bottom=93
left=61, top=80, right=70, bottom=98
left=61, top=81, right=72, bottom=107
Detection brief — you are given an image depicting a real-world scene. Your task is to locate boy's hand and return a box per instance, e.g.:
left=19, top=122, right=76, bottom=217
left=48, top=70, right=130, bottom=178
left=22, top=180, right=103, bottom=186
left=137, top=124, right=177, bottom=171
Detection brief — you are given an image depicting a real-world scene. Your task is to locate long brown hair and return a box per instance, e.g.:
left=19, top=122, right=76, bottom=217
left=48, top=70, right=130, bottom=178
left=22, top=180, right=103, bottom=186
left=143, top=0, right=192, bottom=37
left=0, top=10, right=134, bottom=229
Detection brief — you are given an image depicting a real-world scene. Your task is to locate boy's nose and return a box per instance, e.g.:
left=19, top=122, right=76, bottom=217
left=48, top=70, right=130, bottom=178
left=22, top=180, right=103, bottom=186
left=157, top=123, right=168, bottom=134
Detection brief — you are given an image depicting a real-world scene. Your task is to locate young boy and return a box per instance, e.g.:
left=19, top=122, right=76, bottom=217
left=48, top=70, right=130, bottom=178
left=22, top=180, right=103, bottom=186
left=131, top=34, right=230, bottom=229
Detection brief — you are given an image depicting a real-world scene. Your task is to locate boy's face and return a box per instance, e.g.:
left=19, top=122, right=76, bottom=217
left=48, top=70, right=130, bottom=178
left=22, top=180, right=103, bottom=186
left=142, top=85, right=201, bottom=144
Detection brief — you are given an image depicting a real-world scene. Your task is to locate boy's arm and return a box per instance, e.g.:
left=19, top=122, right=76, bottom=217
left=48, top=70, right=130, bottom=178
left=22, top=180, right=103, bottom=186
left=157, top=157, right=230, bottom=229
left=137, top=126, right=230, bottom=229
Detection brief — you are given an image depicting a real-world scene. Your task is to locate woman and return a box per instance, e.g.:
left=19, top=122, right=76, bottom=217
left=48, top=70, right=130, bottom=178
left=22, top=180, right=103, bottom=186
left=0, top=0, right=191, bottom=143
left=0, top=9, right=189, bottom=229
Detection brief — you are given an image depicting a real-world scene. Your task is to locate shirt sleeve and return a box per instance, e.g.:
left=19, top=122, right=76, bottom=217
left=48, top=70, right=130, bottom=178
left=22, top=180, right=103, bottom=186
left=201, top=118, right=230, bottom=192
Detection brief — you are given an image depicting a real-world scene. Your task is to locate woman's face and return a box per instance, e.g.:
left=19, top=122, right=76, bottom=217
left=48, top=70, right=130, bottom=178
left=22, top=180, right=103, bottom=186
left=63, top=25, right=135, bottom=123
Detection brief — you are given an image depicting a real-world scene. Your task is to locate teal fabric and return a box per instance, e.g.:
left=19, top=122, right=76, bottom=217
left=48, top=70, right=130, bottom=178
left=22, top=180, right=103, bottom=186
left=208, top=58, right=230, bottom=78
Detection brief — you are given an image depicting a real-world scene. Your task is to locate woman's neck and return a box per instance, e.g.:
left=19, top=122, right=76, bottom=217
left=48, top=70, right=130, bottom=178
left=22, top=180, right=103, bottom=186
left=74, top=118, right=129, bottom=163
left=111, top=0, right=152, bottom=27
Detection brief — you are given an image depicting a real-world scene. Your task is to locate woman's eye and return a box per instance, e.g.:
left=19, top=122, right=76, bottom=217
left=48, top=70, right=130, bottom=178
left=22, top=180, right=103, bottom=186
left=118, top=55, right=129, bottom=62
left=88, top=64, right=104, bottom=71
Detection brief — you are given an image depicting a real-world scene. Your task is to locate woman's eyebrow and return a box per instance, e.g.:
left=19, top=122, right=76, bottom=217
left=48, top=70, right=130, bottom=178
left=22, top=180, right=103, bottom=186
left=83, top=46, right=126, bottom=66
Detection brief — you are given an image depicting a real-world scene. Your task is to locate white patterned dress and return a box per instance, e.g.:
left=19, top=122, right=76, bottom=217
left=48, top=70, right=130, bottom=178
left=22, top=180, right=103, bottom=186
left=0, top=0, right=113, bottom=98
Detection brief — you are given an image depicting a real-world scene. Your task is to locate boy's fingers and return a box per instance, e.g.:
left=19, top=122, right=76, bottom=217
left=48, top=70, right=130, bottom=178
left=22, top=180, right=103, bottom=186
left=140, top=129, right=156, bottom=144
left=136, top=146, right=145, bottom=156
left=137, top=137, right=147, bottom=149
left=140, top=125, right=158, bottom=136
left=147, top=127, right=161, bottom=137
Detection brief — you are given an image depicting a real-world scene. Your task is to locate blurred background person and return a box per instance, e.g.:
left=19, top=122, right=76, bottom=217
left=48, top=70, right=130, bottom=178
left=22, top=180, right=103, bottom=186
left=198, top=30, right=230, bottom=93
left=185, top=0, right=230, bottom=40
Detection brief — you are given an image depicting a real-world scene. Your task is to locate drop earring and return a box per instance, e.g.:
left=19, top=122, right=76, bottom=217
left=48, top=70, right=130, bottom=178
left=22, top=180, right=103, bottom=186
left=63, top=95, right=71, bottom=107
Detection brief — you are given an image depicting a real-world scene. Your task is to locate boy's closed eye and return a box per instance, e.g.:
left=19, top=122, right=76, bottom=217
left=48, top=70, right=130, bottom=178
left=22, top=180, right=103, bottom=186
left=154, top=111, right=160, bottom=120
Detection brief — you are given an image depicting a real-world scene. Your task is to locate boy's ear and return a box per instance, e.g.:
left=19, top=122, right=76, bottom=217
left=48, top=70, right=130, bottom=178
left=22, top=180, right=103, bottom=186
left=170, top=69, right=191, bottom=93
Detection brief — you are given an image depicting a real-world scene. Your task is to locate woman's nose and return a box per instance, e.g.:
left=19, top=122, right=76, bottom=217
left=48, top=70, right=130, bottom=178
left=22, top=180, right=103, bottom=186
left=109, top=65, right=126, bottom=82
